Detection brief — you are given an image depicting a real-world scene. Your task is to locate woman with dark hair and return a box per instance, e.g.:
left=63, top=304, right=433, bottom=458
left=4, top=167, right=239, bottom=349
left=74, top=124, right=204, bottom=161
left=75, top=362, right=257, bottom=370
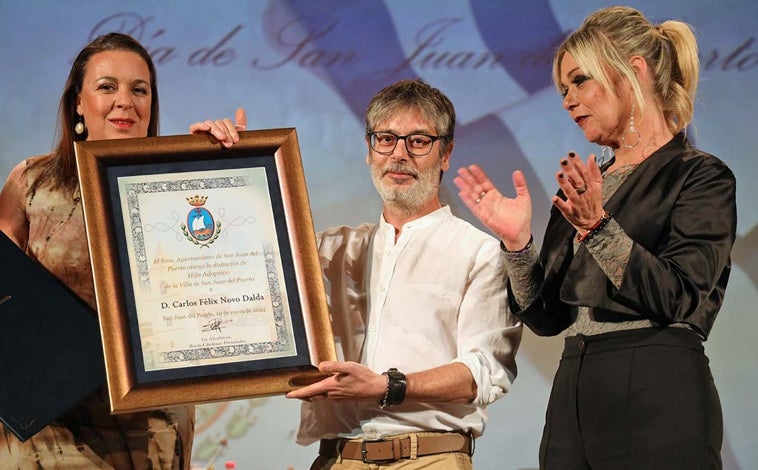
left=455, top=6, right=735, bottom=469
left=0, top=32, right=242, bottom=469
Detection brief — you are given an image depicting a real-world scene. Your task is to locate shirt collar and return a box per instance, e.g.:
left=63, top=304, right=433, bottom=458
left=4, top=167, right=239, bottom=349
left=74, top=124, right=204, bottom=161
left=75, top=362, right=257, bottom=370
left=378, top=205, right=452, bottom=234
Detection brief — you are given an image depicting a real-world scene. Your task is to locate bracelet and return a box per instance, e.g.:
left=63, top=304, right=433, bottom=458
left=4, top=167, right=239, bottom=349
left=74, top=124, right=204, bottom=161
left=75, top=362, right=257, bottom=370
left=504, top=234, right=534, bottom=254
left=576, top=211, right=613, bottom=243
left=378, top=368, right=407, bottom=409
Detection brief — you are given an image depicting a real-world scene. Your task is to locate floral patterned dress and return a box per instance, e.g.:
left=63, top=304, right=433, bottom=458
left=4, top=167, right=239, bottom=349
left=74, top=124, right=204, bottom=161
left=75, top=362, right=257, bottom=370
left=0, top=156, right=194, bottom=470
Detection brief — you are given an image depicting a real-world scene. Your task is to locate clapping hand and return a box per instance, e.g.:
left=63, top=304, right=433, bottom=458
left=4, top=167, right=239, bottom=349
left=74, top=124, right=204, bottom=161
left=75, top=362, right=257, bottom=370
left=454, top=165, right=533, bottom=251
left=551, top=152, right=605, bottom=234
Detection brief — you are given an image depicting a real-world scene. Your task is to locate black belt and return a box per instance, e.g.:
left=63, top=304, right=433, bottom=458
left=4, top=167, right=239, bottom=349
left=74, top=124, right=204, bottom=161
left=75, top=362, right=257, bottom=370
left=319, top=432, right=473, bottom=464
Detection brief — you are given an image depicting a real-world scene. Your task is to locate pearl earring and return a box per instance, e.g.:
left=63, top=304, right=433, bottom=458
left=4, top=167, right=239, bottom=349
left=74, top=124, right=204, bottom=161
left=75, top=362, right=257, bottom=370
left=74, top=116, right=85, bottom=135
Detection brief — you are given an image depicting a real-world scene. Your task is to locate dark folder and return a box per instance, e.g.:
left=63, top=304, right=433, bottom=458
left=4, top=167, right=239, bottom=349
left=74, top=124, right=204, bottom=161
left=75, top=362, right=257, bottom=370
left=0, top=230, right=105, bottom=442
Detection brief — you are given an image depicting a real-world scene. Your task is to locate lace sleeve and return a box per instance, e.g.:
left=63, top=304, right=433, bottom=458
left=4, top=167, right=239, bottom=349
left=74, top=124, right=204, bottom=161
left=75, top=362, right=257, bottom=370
left=503, top=243, right=541, bottom=309
left=582, top=218, right=632, bottom=288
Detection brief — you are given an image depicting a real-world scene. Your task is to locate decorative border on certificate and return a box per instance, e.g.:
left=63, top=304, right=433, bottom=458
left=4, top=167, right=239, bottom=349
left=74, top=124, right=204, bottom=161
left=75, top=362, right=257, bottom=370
left=115, top=164, right=300, bottom=383
left=75, top=129, right=335, bottom=413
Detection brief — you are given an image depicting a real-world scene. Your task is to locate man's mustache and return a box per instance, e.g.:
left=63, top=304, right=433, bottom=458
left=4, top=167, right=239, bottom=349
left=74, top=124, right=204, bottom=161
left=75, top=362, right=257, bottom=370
left=382, top=164, right=419, bottom=179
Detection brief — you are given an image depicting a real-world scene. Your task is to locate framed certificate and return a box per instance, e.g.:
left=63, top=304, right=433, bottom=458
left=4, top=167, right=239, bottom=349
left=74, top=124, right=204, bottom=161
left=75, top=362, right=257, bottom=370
left=75, top=128, right=335, bottom=414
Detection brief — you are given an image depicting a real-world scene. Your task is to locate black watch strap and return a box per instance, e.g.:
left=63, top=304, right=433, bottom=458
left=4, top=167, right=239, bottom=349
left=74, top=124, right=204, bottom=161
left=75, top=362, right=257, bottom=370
left=378, top=368, right=407, bottom=408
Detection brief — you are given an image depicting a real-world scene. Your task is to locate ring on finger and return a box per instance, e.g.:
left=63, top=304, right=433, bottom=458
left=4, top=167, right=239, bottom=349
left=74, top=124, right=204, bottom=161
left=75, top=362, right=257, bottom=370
left=574, top=185, right=587, bottom=194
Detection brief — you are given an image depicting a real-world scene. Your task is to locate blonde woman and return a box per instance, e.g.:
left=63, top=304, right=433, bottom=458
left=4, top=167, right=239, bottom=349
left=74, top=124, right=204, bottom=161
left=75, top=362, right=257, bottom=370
left=456, top=6, right=734, bottom=469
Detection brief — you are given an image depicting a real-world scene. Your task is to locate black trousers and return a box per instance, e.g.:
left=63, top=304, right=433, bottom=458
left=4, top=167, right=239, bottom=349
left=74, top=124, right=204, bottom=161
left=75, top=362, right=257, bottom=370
left=540, top=327, right=722, bottom=470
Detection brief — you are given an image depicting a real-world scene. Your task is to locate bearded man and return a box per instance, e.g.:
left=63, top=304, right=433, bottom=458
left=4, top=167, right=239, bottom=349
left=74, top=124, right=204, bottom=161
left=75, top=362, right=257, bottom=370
left=286, top=79, right=523, bottom=470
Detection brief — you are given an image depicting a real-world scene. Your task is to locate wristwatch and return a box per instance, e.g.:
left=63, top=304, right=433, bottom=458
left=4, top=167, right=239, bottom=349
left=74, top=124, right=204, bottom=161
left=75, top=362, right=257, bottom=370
left=378, top=368, right=407, bottom=408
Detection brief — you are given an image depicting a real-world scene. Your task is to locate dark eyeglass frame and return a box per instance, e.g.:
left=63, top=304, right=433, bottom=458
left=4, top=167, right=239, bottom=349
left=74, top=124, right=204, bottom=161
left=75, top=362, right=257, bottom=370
left=366, top=131, right=448, bottom=157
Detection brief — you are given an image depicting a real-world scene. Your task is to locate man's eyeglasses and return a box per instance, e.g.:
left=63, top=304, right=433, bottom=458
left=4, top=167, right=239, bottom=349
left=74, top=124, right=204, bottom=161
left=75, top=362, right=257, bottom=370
left=367, top=132, right=448, bottom=157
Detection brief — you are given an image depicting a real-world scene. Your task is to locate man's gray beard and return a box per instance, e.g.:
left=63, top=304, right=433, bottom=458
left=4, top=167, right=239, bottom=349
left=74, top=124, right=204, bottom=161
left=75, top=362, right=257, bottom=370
left=370, top=160, right=441, bottom=217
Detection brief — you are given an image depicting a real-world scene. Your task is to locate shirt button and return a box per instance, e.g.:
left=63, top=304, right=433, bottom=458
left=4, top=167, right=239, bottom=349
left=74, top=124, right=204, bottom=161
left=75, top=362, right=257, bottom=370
left=379, top=286, right=386, bottom=292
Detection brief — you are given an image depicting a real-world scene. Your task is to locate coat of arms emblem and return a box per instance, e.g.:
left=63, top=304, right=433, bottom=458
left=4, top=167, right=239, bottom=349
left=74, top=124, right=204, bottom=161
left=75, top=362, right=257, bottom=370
left=181, top=195, right=221, bottom=247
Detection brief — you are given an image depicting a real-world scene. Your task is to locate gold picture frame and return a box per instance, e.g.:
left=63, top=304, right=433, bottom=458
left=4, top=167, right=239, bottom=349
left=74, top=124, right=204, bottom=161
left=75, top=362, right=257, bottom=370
left=75, top=129, right=334, bottom=414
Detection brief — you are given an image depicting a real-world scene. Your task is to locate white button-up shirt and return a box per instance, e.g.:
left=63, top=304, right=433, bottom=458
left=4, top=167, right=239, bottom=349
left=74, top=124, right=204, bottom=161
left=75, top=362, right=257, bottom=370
left=297, top=206, right=522, bottom=444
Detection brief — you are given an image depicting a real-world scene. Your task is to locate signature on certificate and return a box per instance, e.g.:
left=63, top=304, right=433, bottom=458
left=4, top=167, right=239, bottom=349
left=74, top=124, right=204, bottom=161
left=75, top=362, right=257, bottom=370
left=201, top=318, right=233, bottom=334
